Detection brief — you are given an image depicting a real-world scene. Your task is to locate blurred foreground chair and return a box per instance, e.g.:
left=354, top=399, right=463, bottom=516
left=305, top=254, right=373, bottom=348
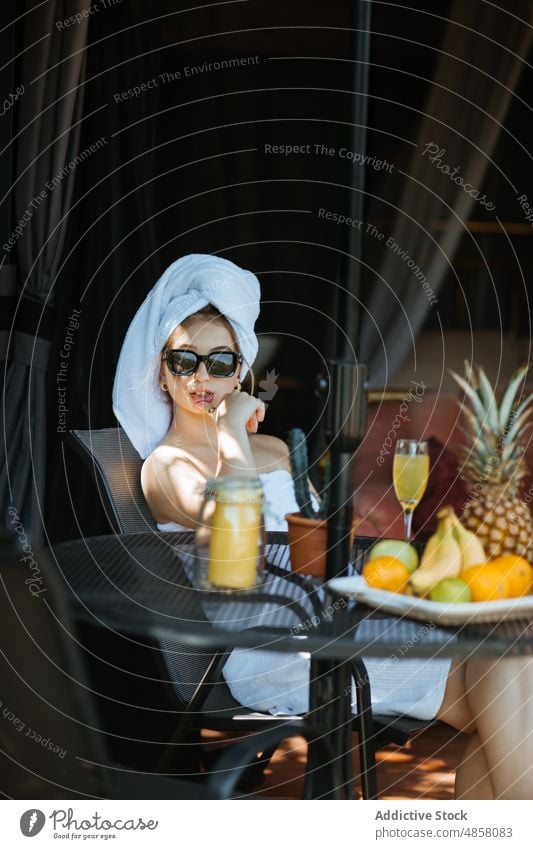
left=0, top=531, right=336, bottom=799
left=66, top=427, right=430, bottom=799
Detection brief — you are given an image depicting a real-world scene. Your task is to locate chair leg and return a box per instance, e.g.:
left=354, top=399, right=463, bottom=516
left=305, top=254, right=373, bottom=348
left=352, top=659, right=378, bottom=799
left=157, top=649, right=232, bottom=772
left=235, top=742, right=279, bottom=792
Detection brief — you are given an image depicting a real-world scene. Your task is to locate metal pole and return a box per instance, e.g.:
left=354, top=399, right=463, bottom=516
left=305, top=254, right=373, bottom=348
left=336, top=0, right=372, bottom=358
left=324, top=0, right=372, bottom=582
left=308, top=1, right=373, bottom=799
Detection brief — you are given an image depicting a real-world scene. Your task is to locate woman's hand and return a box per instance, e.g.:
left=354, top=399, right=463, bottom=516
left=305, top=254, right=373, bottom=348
left=212, top=388, right=265, bottom=433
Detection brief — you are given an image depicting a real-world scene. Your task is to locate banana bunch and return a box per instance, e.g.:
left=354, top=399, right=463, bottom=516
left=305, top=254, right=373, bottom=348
left=410, top=507, right=486, bottom=596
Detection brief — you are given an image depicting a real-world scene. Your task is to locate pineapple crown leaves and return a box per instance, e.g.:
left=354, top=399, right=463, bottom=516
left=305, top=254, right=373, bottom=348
left=449, top=362, right=533, bottom=489
left=449, top=368, right=493, bottom=437
left=286, top=427, right=329, bottom=519
left=498, top=365, right=530, bottom=428
left=504, top=409, right=533, bottom=451
left=477, top=367, right=499, bottom=430
left=450, top=363, right=532, bottom=437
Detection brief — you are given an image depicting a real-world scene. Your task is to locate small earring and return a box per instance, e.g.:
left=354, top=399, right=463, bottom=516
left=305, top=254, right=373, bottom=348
left=161, top=382, right=168, bottom=392
left=235, top=382, right=241, bottom=391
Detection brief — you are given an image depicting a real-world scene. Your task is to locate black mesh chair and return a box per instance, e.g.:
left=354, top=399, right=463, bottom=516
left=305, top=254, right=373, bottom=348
left=66, top=427, right=429, bottom=799
left=0, top=531, right=337, bottom=799
left=67, top=427, right=157, bottom=534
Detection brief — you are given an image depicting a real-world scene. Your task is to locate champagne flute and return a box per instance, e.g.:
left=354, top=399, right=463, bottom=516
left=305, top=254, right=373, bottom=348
left=393, top=440, right=430, bottom=541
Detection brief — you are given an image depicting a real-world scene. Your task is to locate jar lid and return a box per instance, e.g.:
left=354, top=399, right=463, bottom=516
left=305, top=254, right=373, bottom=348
left=205, top=475, right=264, bottom=503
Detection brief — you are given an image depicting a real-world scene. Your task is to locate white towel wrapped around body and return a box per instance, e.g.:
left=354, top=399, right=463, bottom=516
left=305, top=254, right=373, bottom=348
left=112, top=254, right=261, bottom=459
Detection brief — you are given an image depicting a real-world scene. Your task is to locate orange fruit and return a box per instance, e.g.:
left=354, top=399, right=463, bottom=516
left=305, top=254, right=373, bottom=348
left=461, top=563, right=510, bottom=602
left=490, top=555, right=533, bottom=598
left=362, top=556, right=410, bottom=593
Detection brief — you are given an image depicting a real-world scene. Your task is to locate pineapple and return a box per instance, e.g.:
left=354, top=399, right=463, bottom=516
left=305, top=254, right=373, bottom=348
left=450, top=362, right=533, bottom=561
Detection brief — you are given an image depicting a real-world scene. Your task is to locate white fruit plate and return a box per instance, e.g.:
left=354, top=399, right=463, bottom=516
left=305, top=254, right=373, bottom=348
left=327, top=576, right=533, bottom=625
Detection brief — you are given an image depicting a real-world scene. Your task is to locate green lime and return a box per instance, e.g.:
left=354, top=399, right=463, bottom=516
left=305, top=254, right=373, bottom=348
left=429, top=578, right=472, bottom=604
left=369, top=539, right=419, bottom=574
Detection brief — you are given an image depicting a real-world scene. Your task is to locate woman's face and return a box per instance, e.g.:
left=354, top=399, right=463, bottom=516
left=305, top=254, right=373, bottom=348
left=162, top=317, right=240, bottom=415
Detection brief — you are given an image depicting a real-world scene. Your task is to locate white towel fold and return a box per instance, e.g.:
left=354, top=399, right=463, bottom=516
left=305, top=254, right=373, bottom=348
left=112, top=254, right=261, bottom=458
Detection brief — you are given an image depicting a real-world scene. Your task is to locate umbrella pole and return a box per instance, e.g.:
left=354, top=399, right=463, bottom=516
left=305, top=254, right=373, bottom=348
left=324, top=0, right=372, bottom=582
left=305, top=1, right=373, bottom=801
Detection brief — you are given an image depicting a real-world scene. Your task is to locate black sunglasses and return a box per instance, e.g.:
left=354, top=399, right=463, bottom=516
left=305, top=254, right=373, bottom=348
left=164, top=348, right=243, bottom=377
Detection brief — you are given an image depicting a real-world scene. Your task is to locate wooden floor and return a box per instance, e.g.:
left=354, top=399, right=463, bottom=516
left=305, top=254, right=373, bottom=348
left=213, top=723, right=467, bottom=799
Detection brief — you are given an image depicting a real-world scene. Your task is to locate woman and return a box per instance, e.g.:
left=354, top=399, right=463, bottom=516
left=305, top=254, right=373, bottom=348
left=113, top=254, right=532, bottom=799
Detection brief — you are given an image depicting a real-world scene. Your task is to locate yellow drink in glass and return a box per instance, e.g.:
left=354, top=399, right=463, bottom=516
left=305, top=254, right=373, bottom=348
left=393, top=453, right=430, bottom=510
left=393, top=440, right=429, bottom=541
left=208, top=498, right=262, bottom=589
left=194, top=477, right=264, bottom=590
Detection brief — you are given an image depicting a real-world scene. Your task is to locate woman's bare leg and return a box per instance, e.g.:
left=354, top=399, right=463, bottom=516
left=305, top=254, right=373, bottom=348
left=435, top=659, right=494, bottom=799
left=464, top=658, right=533, bottom=799
left=436, top=658, right=476, bottom=732
left=454, top=733, right=493, bottom=799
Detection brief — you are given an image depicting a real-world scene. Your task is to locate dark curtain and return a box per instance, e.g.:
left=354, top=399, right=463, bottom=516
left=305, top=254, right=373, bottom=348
left=0, top=0, right=88, bottom=543
left=44, top=1, right=161, bottom=542
left=360, top=0, right=533, bottom=386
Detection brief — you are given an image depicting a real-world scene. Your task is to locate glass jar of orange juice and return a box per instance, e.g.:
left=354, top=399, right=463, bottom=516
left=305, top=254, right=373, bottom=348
left=195, top=476, right=265, bottom=591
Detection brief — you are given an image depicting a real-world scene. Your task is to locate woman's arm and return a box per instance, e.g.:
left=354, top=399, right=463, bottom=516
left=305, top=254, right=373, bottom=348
left=141, top=449, right=207, bottom=527
left=214, top=389, right=265, bottom=478
left=216, top=420, right=256, bottom=477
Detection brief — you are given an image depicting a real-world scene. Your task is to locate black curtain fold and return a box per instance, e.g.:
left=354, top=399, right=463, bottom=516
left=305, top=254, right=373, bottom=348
left=1, top=0, right=89, bottom=544
left=44, top=4, right=161, bottom=541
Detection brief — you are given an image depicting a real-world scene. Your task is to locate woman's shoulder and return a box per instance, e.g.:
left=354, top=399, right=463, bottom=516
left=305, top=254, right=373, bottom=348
left=250, top=433, right=290, bottom=472
left=143, top=442, right=188, bottom=468
left=141, top=443, right=207, bottom=484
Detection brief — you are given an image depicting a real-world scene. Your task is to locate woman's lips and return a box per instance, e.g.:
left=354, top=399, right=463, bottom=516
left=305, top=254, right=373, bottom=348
left=190, top=391, right=214, bottom=407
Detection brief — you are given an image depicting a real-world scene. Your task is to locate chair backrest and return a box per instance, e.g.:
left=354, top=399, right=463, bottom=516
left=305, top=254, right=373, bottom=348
left=0, top=533, right=109, bottom=798
left=68, top=428, right=157, bottom=534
